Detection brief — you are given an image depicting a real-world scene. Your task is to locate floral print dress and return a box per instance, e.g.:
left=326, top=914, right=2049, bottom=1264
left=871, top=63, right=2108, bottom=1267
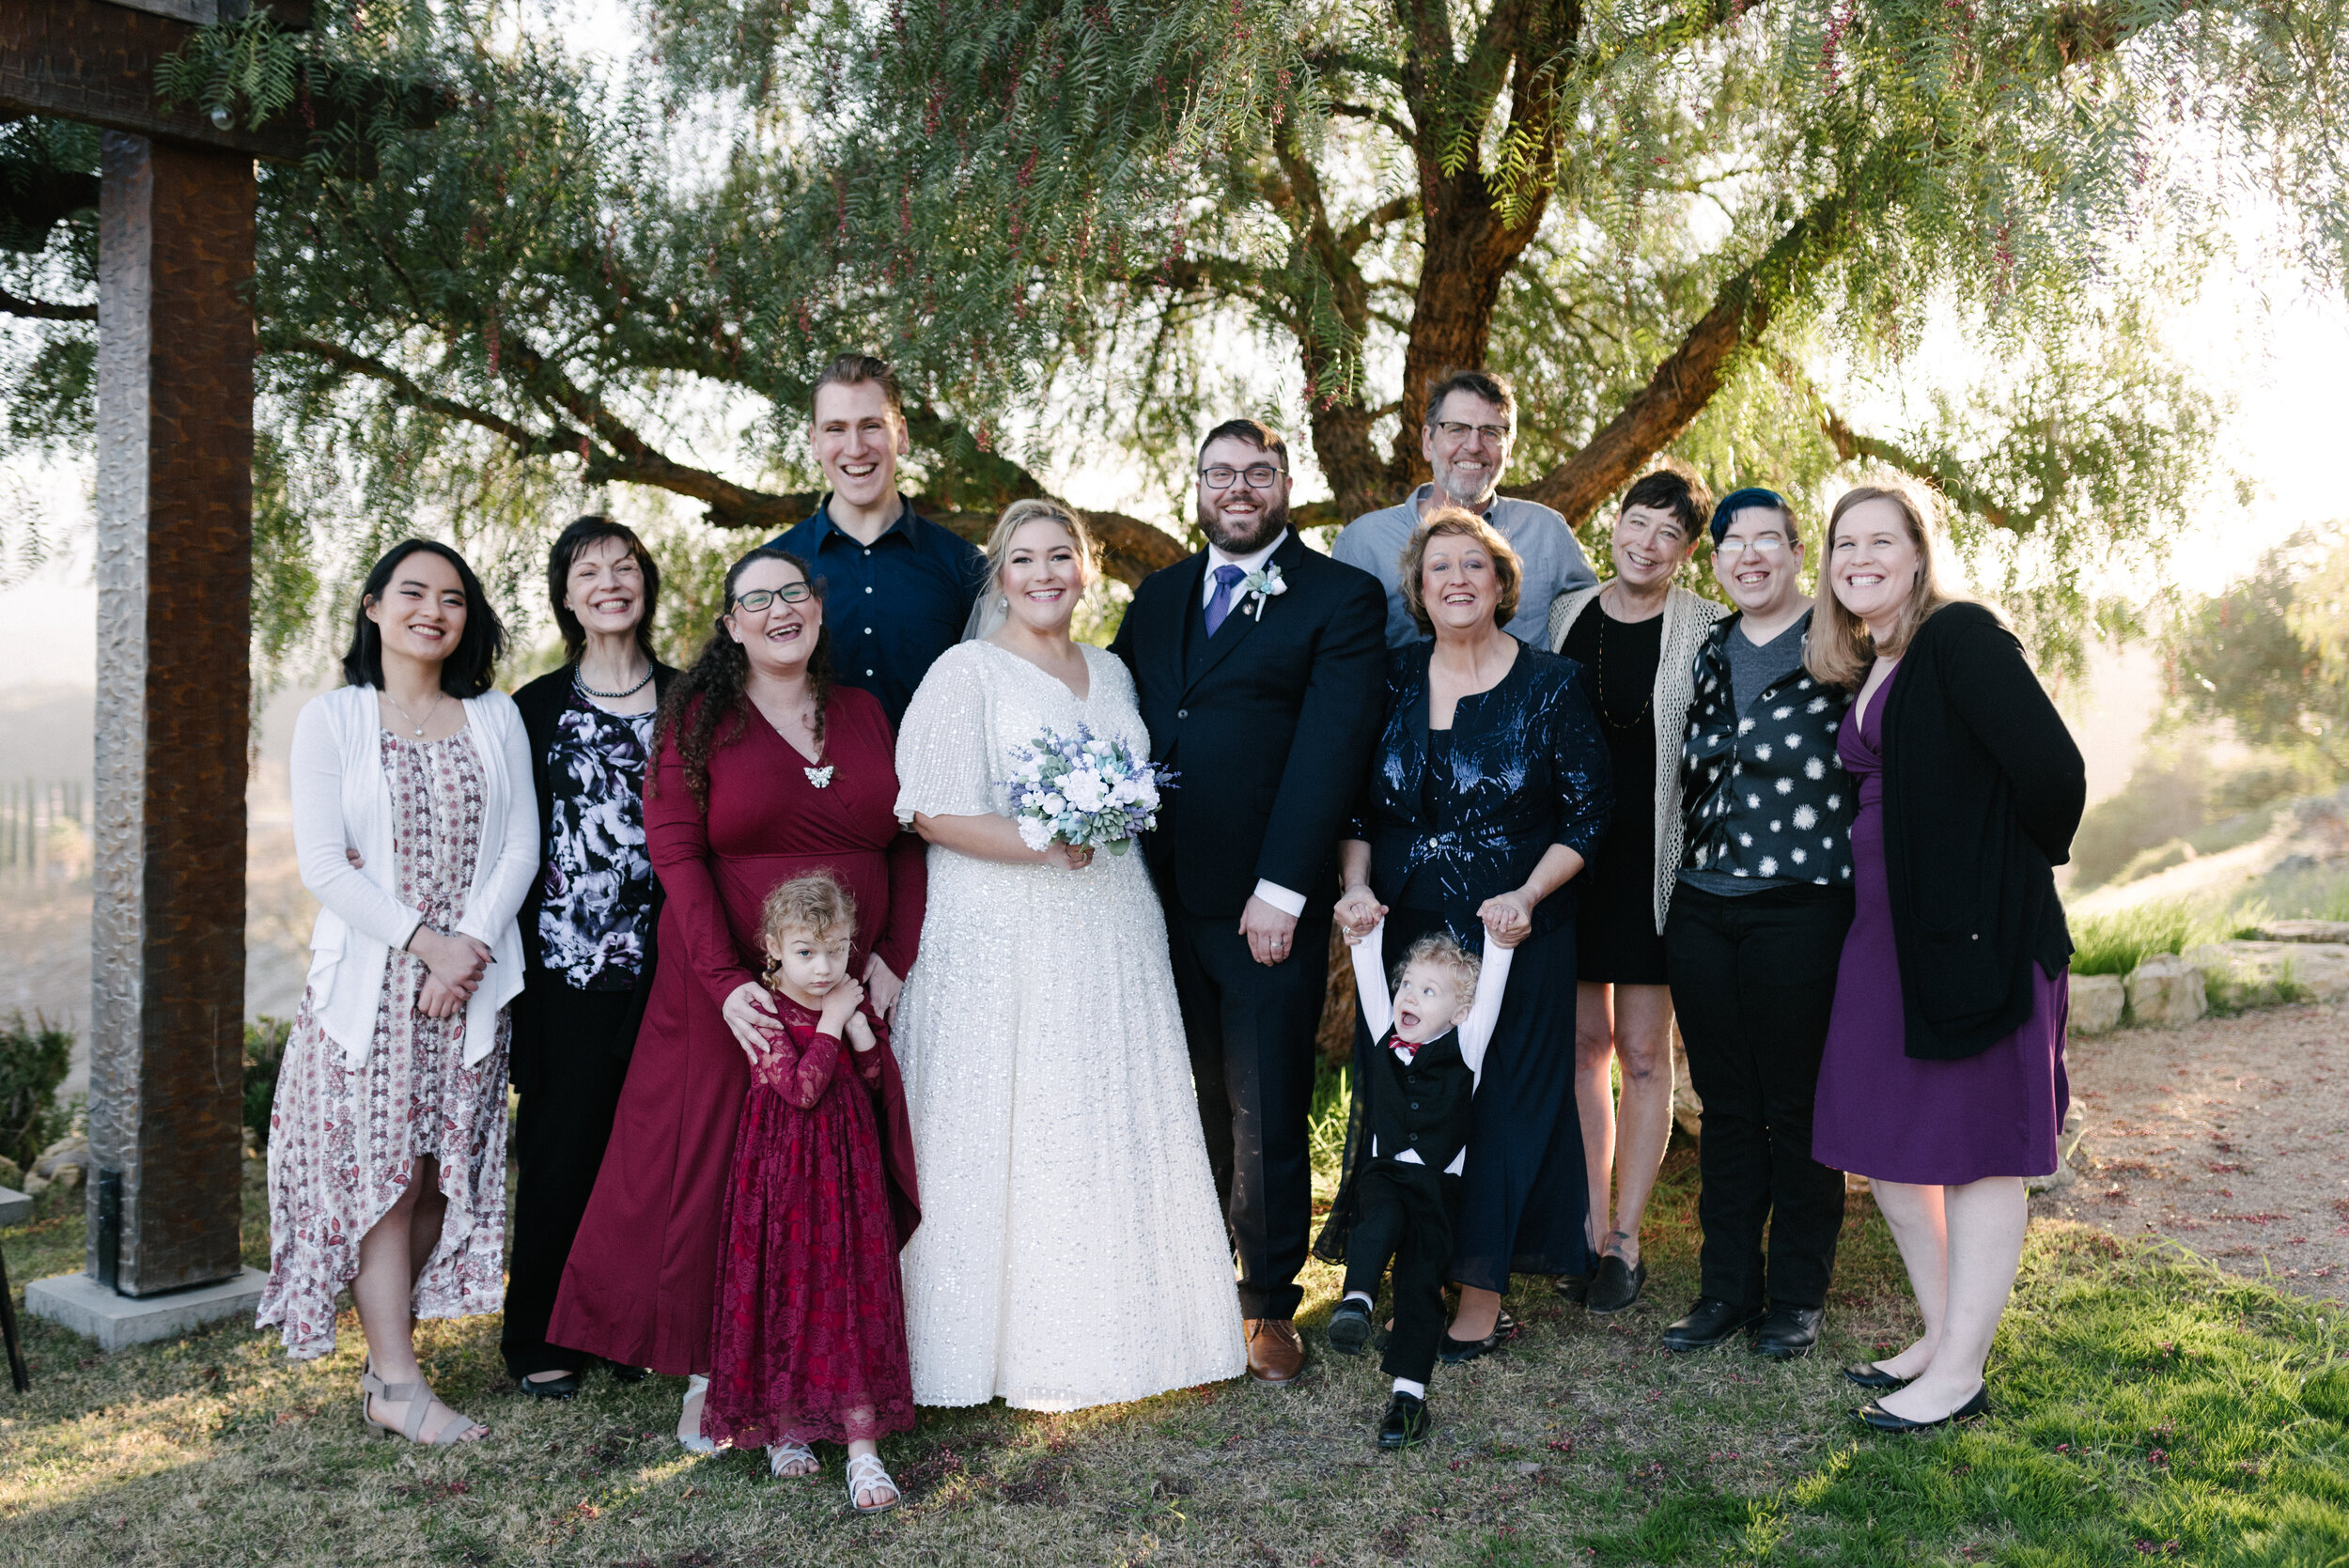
left=258, top=730, right=513, bottom=1359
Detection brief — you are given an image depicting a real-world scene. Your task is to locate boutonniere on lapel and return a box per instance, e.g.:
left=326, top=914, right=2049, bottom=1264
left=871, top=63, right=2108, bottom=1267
left=1239, top=563, right=1287, bottom=621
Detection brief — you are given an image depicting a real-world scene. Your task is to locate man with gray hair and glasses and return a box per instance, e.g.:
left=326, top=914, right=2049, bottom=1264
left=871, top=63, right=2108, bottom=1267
left=1334, top=369, right=1596, bottom=648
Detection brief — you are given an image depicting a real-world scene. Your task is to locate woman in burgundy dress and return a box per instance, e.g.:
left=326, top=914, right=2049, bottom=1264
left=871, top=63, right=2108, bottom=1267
left=550, top=547, right=925, bottom=1450
left=1808, top=487, right=2083, bottom=1433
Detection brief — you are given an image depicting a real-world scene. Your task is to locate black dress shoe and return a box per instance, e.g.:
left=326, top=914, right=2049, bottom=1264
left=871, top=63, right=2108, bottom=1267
left=1855, top=1385, right=1989, bottom=1432
left=1328, top=1298, right=1374, bottom=1357
left=1660, top=1297, right=1765, bottom=1351
left=1843, top=1362, right=1908, bottom=1391
left=517, top=1372, right=581, bottom=1400
left=1377, top=1390, right=1432, bottom=1450
left=1585, top=1255, right=1647, bottom=1317
left=606, top=1364, right=650, bottom=1384
left=1554, top=1272, right=1590, bottom=1304
left=1438, top=1309, right=1517, bottom=1365
left=1752, top=1305, right=1825, bottom=1361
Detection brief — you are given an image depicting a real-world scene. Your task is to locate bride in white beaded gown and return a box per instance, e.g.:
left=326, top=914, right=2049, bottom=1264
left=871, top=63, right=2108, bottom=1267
left=892, top=500, right=1245, bottom=1410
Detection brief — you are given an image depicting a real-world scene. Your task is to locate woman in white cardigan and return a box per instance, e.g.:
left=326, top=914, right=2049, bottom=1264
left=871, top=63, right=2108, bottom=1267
left=1547, top=471, right=1726, bottom=1316
left=257, top=540, right=537, bottom=1448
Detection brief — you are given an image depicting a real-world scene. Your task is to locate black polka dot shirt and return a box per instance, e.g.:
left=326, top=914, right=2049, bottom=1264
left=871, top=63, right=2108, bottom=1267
left=1678, top=620, right=1856, bottom=888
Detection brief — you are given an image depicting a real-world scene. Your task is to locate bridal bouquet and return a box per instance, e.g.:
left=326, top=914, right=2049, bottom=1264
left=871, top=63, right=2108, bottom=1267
left=1001, top=724, right=1176, bottom=855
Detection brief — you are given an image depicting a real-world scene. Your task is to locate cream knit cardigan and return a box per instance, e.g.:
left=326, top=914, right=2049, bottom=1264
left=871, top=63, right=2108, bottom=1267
left=1547, top=583, right=1728, bottom=934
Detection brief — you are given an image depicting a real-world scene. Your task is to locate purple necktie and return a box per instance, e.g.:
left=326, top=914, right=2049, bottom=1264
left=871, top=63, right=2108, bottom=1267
left=1204, top=564, right=1246, bottom=637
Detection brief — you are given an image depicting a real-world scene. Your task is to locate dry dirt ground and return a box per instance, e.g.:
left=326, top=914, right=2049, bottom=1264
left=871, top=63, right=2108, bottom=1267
left=2039, top=997, right=2349, bottom=1298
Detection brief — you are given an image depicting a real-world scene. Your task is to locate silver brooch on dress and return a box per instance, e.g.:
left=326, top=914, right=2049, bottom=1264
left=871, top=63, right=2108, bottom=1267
left=805, top=765, right=835, bottom=788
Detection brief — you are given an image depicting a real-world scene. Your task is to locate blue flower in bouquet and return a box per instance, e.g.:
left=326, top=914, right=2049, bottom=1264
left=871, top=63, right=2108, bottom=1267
left=1001, top=724, right=1177, bottom=855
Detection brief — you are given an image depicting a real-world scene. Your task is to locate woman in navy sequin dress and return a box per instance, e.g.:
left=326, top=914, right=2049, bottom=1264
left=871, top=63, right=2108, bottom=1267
left=1336, top=509, right=1613, bottom=1354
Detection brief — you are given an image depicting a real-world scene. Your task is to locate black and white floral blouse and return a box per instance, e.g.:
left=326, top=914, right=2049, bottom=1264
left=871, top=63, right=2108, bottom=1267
left=1678, top=612, right=1856, bottom=889
left=536, top=686, right=658, bottom=989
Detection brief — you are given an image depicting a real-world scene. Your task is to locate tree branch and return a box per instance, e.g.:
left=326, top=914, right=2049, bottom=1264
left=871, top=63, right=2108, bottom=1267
left=0, top=287, right=95, bottom=322
left=1815, top=403, right=2025, bottom=535
left=1330, top=101, right=1416, bottom=145
left=1338, top=194, right=1416, bottom=256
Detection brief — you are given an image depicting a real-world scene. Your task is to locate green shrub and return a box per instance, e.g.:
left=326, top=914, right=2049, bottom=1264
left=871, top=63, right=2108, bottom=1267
left=2112, top=836, right=2195, bottom=886
left=0, top=1012, right=72, bottom=1172
left=2069, top=899, right=2197, bottom=975
left=243, top=1016, right=292, bottom=1149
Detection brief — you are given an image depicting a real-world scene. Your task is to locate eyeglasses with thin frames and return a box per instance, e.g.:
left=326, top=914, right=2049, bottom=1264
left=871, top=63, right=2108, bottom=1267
left=732, top=582, right=814, bottom=613
left=1199, top=463, right=1286, bottom=490
left=1432, top=420, right=1511, bottom=445
left=1714, top=536, right=1790, bottom=560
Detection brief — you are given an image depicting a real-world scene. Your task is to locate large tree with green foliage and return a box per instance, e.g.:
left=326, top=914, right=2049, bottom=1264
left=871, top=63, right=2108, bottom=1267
left=3, top=0, right=2344, bottom=661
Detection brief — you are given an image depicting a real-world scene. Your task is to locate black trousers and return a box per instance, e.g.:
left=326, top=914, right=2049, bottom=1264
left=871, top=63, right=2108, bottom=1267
left=1165, top=905, right=1328, bottom=1321
left=1344, top=1161, right=1459, bottom=1385
left=502, top=979, right=642, bottom=1379
left=1663, top=884, right=1854, bottom=1312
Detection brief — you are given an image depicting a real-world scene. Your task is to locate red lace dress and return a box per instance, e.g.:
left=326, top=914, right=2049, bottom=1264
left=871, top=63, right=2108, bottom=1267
left=702, top=993, right=915, bottom=1448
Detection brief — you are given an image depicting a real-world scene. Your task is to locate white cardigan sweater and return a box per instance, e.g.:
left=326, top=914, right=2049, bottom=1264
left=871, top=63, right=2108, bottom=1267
left=1547, top=582, right=1729, bottom=934
left=289, top=683, right=537, bottom=1068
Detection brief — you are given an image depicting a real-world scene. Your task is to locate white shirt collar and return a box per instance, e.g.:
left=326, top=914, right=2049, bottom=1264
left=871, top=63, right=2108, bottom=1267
left=1203, top=530, right=1288, bottom=602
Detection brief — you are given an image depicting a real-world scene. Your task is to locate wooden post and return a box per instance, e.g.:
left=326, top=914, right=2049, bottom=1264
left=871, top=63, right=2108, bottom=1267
left=85, top=130, right=254, bottom=1296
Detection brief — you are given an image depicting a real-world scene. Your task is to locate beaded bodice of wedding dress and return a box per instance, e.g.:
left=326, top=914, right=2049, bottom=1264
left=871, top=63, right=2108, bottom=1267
left=891, top=640, right=1245, bottom=1409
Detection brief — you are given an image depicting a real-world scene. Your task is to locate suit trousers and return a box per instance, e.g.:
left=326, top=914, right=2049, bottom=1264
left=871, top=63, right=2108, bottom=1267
left=503, top=978, right=642, bottom=1378
left=1663, top=883, right=1855, bottom=1312
left=1344, top=1161, right=1458, bottom=1385
left=1165, top=904, right=1329, bottom=1321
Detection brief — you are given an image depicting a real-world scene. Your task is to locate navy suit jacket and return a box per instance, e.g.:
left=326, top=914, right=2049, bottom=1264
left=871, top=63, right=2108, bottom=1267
left=1109, top=533, right=1387, bottom=919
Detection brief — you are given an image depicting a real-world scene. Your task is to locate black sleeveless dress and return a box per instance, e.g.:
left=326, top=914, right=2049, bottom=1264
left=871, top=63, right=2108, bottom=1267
left=1559, top=604, right=1668, bottom=985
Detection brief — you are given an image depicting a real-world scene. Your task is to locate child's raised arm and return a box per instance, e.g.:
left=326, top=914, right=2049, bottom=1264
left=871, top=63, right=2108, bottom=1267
left=1458, top=935, right=1516, bottom=1088
left=1348, top=918, right=1393, bottom=1042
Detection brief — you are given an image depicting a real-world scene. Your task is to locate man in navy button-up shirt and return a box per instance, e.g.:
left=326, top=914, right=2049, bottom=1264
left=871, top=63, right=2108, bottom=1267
left=766, top=354, right=988, bottom=727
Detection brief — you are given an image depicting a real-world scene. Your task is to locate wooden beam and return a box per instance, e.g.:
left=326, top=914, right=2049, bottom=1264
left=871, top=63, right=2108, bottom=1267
left=0, top=0, right=308, bottom=161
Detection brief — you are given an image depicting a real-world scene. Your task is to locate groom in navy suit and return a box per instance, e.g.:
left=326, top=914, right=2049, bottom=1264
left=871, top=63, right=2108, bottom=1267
left=1112, top=419, right=1387, bottom=1383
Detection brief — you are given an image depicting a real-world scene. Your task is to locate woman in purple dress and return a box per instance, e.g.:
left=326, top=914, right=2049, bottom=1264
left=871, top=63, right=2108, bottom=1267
left=1807, top=486, right=2084, bottom=1433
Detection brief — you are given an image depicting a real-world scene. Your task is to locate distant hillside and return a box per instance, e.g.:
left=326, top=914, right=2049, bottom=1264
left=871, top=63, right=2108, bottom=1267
left=0, top=684, right=93, bottom=787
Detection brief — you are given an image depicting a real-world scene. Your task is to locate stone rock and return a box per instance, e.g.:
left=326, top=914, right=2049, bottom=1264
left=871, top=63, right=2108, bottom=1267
left=21, top=1170, right=48, bottom=1198
left=2068, top=972, right=2125, bottom=1034
left=2184, top=940, right=2349, bottom=1002
left=0, top=1154, right=21, bottom=1189
left=2030, top=1104, right=2088, bottom=1193
left=31, top=1130, right=89, bottom=1180
left=2125, top=954, right=2207, bottom=1029
left=2246, top=920, right=2349, bottom=944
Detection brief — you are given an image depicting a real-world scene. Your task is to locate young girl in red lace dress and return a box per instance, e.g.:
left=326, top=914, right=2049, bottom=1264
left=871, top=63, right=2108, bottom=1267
left=702, top=871, right=915, bottom=1513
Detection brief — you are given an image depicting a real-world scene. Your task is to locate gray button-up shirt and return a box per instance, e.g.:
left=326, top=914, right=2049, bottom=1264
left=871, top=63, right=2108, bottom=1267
left=1332, top=485, right=1599, bottom=648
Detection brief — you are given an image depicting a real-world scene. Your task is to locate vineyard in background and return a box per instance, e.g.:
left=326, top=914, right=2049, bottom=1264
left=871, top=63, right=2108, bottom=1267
left=0, top=780, right=89, bottom=883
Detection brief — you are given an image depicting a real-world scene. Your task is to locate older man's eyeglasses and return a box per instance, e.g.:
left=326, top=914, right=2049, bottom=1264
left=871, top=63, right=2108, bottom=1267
left=732, top=582, right=814, bottom=612
left=1433, top=420, right=1511, bottom=444
left=1713, top=536, right=1789, bottom=560
left=1200, top=463, right=1286, bottom=490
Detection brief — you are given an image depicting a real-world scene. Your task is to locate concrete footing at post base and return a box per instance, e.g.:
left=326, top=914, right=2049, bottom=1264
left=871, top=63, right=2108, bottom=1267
left=24, top=1266, right=266, bottom=1351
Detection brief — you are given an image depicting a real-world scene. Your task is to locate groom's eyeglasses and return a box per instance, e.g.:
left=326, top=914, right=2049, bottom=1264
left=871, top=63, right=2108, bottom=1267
left=731, top=582, right=814, bottom=613
left=1200, top=463, right=1286, bottom=491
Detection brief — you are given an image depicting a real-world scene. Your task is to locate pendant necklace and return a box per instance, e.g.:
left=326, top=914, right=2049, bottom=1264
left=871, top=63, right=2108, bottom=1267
left=1590, top=594, right=1654, bottom=731
left=574, top=663, right=654, bottom=701
left=382, top=688, right=445, bottom=738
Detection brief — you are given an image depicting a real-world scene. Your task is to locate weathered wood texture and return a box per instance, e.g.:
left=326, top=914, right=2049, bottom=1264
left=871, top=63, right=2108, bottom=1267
left=0, top=0, right=306, bottom=161
left=87, top=132, right=254, bottom=1296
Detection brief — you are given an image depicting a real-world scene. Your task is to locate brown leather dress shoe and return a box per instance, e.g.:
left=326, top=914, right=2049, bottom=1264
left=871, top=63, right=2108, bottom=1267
left=1244, top=1318, right=1305, bottom=1385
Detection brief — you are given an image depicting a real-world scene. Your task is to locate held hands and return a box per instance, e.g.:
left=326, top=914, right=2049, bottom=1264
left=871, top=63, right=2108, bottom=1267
left=1334, top=883, right=1387, bottom=944
left=1239, top=894, right=1299, bottom=967
left=416, top=974, right=466, bottom=1019
left=1040, top=838, right=1096, bottom=872
left=409, top=927, right=490, bottom=1002
left=819, top=976, right=866, bottom=1036
left=1478, top=888, right=1538, bottom=948
left=722, top=982, right=781, bottom=1063
left=863, top=954, right=904, bottom=1019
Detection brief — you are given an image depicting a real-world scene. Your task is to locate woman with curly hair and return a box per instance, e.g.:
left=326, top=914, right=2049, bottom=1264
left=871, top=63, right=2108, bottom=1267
left=550, top=547, right=926, bottom=1452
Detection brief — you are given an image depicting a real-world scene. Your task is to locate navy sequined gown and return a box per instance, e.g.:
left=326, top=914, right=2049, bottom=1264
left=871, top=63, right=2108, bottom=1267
left=1350, top=638, right=1614, bottom=1290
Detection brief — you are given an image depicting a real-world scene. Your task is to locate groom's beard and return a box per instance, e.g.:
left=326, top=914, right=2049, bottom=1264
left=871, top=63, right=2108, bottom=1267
left=1196, top=489, right=1290, bottom=556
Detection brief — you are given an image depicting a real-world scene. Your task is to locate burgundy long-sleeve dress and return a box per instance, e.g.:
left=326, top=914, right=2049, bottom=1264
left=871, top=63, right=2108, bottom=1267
left=701, top=995, right=916, bottom=1449
left=548, top=686, right=925, bottom=1374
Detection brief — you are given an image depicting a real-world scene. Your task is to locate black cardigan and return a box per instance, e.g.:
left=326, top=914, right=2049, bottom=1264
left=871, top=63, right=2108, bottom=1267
left=1877, top=601, right=2084, bottom=1061
left=509, top=660, right=681, bottom=1053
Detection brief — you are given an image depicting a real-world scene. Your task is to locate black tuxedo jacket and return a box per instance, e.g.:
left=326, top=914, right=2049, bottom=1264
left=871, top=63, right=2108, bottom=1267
left=1110, top=532, right=1387, bottom=919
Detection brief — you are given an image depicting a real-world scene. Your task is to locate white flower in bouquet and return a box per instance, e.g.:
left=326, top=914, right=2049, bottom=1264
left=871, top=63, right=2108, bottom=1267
left=1000, top=723, right=1180, bottom=857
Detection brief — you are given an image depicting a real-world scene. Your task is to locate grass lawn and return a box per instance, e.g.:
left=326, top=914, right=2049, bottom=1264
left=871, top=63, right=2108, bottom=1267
left=3, top=1146, right=2346, bottom=1565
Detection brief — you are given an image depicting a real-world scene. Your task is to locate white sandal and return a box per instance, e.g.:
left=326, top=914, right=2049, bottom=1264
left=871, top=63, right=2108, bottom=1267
left=844, top=1451, right=899, bottom=1514
left=767, top=1440, right=818, bottom=1479
left=677, top=1374, right=715, bottom=1455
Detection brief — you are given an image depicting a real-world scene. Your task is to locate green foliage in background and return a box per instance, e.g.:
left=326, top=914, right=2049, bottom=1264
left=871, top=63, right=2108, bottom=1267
left=241, top=1016, right=291, bottom=1151
left=2069, top=899, right=2200, bottom=977
left=0, top=1011, right=72, bottom=1172
left=2165, top=523, right=2349, bottom=769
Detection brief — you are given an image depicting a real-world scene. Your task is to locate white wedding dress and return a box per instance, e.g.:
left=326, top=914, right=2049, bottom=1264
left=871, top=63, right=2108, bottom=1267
left=892, top=639, right=1246, bottom=1409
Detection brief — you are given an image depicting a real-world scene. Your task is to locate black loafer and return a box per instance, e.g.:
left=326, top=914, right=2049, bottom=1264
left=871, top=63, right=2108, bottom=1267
left=1438, top=1309, right=1517, bottom=1365
left=1554, top=1272, right=1591, bottom=1304
left=606, top=1363, right=651, bottom=1385
left=1856, top=1385, right=1989, bottom=1433
left=1377, top=1390, right=1432, bottom=1450
left=1843, top=1362, right=1908, bottom=1391
left=1328, top=1298, right=1374, bottom=1357
left=1585, top=1255, right=1647, bottom=1317
left=1752, top=1305, right=1825, bottom=1361
left=1661, top=1297, right=1765, bottom=1351
left=517, top=1372, right=581, bottom=1400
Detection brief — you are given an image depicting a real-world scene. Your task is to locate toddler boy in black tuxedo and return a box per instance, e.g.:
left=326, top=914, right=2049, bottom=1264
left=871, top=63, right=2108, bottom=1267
left=1317, top=923, right=1513, bottom=1450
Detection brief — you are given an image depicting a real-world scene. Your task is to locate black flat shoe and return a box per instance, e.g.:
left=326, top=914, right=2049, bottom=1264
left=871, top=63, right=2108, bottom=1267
left=1328, top=1299, right=1374, bottom=1357
left=1377, top=1390, right=1432, bottom=1450
left=1855, top=1385, right=1989, bottom=1433
left=606, top=1364, right=650, bottom=1384
left=1752, top=1305, right=1825, bottom=1361
left=1842, top=1362, right=1909, bottom=1391
left=1660, top=1297, right=1765, bottom=1352
left=517, top=1372, right=581, bottom=1400
left=1585, top=1255, right=1647, bottom=1317
left=1554, top=1272, right=1590, bottom=1304
left=1438, top=1309, right=1517, bottom=1365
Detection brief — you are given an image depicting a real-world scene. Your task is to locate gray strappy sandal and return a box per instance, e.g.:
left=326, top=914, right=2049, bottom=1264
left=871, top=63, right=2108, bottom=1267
left=360, top=1362, right=485, bottom=1445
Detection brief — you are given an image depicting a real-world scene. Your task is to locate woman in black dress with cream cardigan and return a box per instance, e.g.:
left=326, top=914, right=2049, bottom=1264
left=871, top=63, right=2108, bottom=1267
left=1547, top=470, right=1724, bottom=1315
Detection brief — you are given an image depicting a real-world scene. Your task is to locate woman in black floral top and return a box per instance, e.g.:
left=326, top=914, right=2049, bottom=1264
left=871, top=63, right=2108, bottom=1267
left=505, top=517, right=679, bottom=1396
